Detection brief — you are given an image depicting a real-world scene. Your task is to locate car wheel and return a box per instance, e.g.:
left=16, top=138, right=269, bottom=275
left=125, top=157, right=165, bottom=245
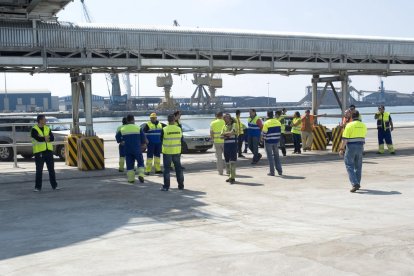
left=181, top=142, right=189, bottom=154
left=57, top=145, right=66, bottom=161
left=21, top=154, right=33, bottom=160
left=0, top=143, right=13, bottom=161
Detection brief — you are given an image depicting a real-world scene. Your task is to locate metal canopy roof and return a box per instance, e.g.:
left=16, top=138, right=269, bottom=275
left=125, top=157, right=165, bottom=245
left=1, top=22, right=414, bottom=76
left=0, top=0, right=72, bottom=20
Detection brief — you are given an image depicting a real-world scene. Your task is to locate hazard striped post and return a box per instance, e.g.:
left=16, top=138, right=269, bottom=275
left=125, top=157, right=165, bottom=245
left=311, top=125, right=328, bottom=150
left=65, top=134, right=81, bottom=167
left=77, top=136, right=105, bottom=171
left=331, top=126, right=343, bottom=152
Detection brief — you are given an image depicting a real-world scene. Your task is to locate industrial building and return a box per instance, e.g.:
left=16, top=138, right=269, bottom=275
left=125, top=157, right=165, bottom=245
left=59, top=94, right=105, bottom=111
left=363, top=90, right=414, bottom=105
left=0, top=89, right=58, bottom=112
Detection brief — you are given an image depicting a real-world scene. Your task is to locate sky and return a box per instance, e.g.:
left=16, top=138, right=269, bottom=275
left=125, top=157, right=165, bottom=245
left=2, top=0, right=414, bottom=101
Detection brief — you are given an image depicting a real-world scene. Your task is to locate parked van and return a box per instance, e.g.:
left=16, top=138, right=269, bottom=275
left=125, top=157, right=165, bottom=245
left=0, top=116, right=69, bottom=161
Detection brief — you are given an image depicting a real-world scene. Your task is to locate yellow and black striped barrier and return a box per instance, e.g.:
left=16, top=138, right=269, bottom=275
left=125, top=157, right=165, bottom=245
left=311, top=125, right=328, bottom=150
left=331, top=126, right=343, bottom=152
left=65, top=134, right=82, bottom=167
left=77, top=136, right=105, bottom=171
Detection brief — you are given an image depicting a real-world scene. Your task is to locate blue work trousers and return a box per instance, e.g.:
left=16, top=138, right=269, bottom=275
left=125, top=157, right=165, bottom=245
left=147, top=142, right=161, bottom=158
left=377, top=128, right=393, bottom=145
left=344, top=143, right=364, bottom=187
left=126, top=151, right=144, bottom=171
left=264, top=143, right=282, bottom=175
left=163, top=154, right=184, bottom=189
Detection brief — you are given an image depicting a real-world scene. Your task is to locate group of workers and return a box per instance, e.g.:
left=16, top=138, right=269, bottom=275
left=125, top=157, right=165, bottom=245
left=30, top=105, right=396, bottom=193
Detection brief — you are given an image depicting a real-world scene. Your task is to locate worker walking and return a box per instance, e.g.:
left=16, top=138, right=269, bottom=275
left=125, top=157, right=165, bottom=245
left=210, top=111, right=226, bottom=175
left=375, top=105, right=395, bottom=154
left=275, top=110, right=287, bottom=156
left=116, top=114, right=147, bottom=184
left=339, top=111, right=367, bottom=192
left=291, top=111, right=302, bottom=154
left=143, top=113, right=166, bottom=175
left=31, top=115, right=59, bottom=192
left=235, top=110, right=245, bottom=158
left=161, top=114, right=185, bottom=191
left=221, top=113, right=238, bottom=184
left=247, top=109, right=263, bottom=164
left=115, top=117, right=127, bottom=172
left=262, top=111, right=283, bottom=176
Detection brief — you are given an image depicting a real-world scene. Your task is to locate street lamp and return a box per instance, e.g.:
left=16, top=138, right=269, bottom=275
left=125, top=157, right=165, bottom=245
left=267, top=82, right=270, bottom=106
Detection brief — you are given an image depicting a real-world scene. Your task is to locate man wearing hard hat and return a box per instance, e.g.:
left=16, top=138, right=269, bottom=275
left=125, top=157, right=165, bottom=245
left=142, top=113, right=166, bottom=175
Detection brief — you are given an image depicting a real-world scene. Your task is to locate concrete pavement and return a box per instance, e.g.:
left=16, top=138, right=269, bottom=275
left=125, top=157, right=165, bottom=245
left=0, top=127, right=413, bottom=275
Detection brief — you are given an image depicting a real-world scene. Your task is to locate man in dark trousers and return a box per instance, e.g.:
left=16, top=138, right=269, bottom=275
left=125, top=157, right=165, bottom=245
left=31, top=115, right=59, bottom=192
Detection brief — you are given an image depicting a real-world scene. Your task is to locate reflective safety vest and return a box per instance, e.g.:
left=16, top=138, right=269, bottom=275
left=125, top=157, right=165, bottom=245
left=291, top=117, right=302, bottom=135
left=262, top=118, right=281, bottom=144
left=210, top=118, right=225, bottom=144
left=342, top=120, right=367, bottom=144
left=247, top=116, right=261, bottom=137
left=235, top=117, right=244, bottom=135
left=146, top=121, right=163, bottom=144
left=32, top=125, right=53, bottom=154
left=221, top=123, right=237, bottom=144
left=376, top=112, right=391, bottom=130
left=276, top=115, right=286, bottom=134
left=162, top=125, right=182, bottom=155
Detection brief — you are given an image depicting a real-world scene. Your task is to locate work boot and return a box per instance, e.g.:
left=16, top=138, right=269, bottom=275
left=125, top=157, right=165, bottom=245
left=154, top=157, right=162, bottom=172
left=145, top=158, right=153, bottom=174
left=137, top=167, right=145, bottom=183
left=230, top=163, right=236, bottom=181
left=350, top=184, right=360, bottom=193
left=178, top=183, right=184, bottom=190
left=118, top=157, right=125, bottom=172
left=155, top=170, right=163, bottom=174
left=387, top=144, right=395, bottom=154
left=377, top=144, right=385, bottom=154
left=257, top=153, right=262, bottom=162
left=127, top=170, right=135, bottom=184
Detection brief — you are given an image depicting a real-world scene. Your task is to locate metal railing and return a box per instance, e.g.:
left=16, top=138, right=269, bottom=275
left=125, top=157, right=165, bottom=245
left=0, top=122, right=70, bottom=168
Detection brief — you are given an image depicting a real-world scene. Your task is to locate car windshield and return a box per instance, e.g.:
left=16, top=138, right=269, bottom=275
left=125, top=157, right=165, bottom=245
left=47, top=119, right=70, bottom=131
left=181, top=123, right=194, bottom=132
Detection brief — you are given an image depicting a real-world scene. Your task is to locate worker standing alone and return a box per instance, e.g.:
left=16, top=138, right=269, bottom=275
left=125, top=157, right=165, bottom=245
left=375, top=105, right=395, bottom=154
left=116, top=114, right=147, bottom=184
left=210, top=111, right=226, bottom=175
left=31, top=115, right=59, bottom=192
left=115, top=117, right=127, bottom=172
left=143, top=113, right=166, bottom=175
left=221, top=113, right=238, bottom=184
left=161, top=114, right=184, bottom=191
left=339, top=111, right=367, bottom=192
left=262, top=111, right=283, bottom=176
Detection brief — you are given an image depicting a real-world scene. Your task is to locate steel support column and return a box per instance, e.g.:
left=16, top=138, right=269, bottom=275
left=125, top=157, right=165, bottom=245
left=70, top=72, right=81, bottom=135
left=341, top=73, right=349, bottom=115
left=311, top=74, right=319, bottom=116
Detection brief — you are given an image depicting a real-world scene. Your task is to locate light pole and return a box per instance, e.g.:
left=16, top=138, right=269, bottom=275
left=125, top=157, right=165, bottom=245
left=267, top=82, right=270, bottom=106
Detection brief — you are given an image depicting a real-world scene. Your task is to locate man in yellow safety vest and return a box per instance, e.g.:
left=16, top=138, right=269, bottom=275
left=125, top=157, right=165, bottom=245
left=31, top=114, right=59, bottom=192
left=160, top=114, right=184, bottom=191
left=375, top=105, right=395, bottom=154
left=210, top=111, right=226, bottom=175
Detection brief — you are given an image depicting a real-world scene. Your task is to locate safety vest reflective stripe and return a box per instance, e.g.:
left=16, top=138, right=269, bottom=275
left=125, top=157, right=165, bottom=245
left=345, top=138, right=366, bottom=143
left=122, top=131, right=140, bottom=135
left=224, top=139, right=237, bottom=143
left=32, top=125, right=53, bottom=154
left=265, top=133, right=281, bottom=137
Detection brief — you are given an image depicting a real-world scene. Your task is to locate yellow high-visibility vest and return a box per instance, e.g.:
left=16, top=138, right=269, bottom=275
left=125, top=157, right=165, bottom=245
left=32, top=125, right=53, bottom=154
left=162, top=125, right=182, bottom=155
left=210, top=119, right=225, bottom=144
left=291, top=117, right=302, bottom=135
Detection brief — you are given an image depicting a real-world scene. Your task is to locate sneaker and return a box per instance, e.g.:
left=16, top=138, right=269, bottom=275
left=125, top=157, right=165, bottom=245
left=350, top=184, right=360, bottom=193
left=155, top=171, right=163, bottom=174
left=138, top=176, right=144, bottom=183
left=278, top=171, right=283, bottom=176
left=144, top=172, right=150, bottom=176
left=160, top=187, right=169, bottom=192
left=33, top=188, right=40, bottom=192
left=267, top=172, right=275, bottom=176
